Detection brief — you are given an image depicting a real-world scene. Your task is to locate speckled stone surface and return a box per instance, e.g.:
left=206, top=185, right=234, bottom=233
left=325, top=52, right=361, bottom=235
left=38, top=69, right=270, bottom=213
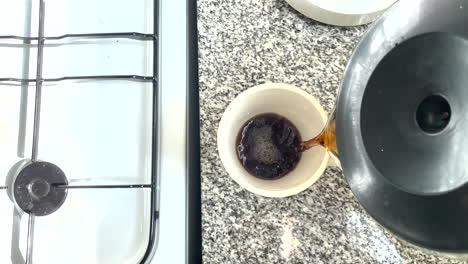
left=198, top=1, right=466, bottom=263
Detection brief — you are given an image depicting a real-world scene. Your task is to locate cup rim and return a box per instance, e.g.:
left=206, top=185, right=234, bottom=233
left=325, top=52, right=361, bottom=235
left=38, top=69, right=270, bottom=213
left=217, top=83, right=330, bottom=197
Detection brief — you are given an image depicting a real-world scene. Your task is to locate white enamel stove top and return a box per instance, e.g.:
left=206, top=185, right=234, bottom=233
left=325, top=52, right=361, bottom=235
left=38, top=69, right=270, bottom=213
left=0, top=0, right=198, bottom=263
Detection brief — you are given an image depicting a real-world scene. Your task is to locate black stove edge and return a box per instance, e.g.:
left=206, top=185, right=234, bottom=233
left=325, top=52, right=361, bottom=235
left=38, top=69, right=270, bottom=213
left=186, top=0, right=202, bottom=262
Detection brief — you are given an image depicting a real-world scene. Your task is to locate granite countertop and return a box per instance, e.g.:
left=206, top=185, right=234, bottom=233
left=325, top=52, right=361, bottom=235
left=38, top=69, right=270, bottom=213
left=198, top=1, right=464, bottom=263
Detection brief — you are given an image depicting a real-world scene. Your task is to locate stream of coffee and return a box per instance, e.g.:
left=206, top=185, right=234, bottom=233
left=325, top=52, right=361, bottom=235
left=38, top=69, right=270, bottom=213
left=298, top=111, right=339, bottom=161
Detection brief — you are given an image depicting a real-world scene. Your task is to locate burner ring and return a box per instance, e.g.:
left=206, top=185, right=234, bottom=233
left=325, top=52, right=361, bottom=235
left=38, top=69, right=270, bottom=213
left=13, top=161, right=68, bottom=216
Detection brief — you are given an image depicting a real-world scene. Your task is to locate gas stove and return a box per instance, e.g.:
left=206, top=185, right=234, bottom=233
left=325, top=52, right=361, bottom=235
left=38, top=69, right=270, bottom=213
left=0, top=0, right=201, bottom=263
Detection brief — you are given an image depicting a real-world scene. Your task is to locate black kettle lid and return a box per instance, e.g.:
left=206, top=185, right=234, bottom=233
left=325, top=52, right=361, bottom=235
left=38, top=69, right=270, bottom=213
left=337, top=0, right=468, bottom=253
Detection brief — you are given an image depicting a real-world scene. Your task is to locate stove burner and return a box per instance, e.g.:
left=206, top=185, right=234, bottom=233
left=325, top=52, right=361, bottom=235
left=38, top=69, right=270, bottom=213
left=13, top=162, right=68, bottom=216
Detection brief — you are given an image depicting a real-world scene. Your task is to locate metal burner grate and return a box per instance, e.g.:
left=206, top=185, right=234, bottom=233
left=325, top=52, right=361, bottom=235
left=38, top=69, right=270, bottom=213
left=0, top=0, right=159, bottom=263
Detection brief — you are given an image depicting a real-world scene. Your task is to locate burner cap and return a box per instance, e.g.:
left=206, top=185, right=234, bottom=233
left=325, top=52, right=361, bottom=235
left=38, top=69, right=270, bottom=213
left=13, top=162, right=68, bottom=216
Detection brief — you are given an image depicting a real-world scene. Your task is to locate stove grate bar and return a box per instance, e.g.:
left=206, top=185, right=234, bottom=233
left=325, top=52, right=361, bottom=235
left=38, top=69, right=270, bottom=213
left=0, top=75, right=155, bottom=84
left=26, top=214, right=35, bottom=264
left=54, top=184, right=153, bottom=189
left=30, top=0, right=46, bottom=162
left=0, top=32, right=155, bottom=41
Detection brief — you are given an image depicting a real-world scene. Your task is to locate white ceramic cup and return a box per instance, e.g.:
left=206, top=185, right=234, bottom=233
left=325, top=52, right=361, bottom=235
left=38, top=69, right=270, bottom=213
left=217, top=83, right=332, bottom=197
